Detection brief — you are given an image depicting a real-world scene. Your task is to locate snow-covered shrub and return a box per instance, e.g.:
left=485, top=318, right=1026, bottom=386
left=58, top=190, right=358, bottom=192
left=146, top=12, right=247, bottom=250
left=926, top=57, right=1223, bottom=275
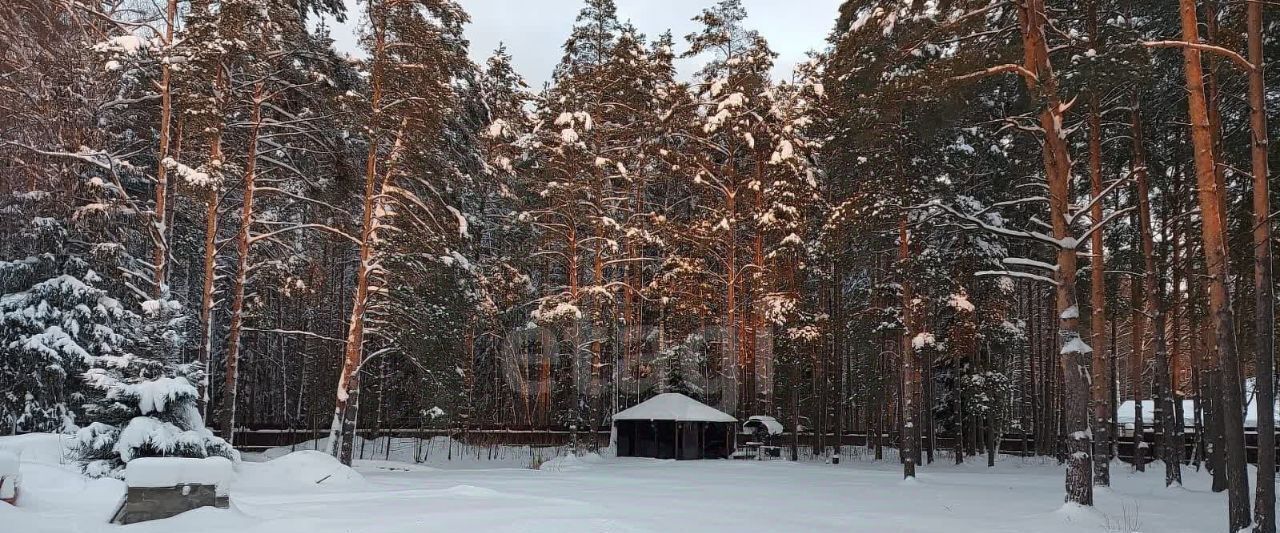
left=958, top=371, right=1012, bottom=417
left=74, top=366, right=236, bottom=478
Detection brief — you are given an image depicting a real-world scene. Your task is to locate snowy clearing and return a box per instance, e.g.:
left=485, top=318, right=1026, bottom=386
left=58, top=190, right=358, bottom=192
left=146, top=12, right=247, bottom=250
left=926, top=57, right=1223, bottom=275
left=1, top=433, right=1237, bottom=532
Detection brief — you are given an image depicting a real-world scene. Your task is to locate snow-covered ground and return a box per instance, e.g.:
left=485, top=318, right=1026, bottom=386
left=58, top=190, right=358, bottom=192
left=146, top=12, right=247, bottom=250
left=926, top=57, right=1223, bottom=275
left=0, top=433, right=1242, bottom=532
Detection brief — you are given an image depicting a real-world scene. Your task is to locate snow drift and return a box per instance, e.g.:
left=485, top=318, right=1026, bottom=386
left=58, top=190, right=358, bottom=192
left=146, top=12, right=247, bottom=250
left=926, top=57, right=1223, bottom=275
left=238, top=451, right=365, bottom=489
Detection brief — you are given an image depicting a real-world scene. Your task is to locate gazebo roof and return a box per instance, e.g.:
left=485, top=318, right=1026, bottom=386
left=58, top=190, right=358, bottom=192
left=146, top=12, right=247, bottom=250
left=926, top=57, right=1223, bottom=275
left=612, top=393, right=737, bottom=423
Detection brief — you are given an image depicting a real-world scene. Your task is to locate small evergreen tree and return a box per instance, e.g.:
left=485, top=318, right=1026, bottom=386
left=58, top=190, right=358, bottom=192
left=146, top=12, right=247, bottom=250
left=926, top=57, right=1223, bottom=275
left=74, top=354, right=236, bottom=477
left=73, top=301, right=231, bottom=478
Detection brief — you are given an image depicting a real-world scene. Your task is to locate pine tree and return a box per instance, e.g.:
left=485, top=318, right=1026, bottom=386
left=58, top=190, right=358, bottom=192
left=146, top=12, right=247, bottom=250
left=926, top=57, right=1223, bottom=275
left=330, top=0, right=472, bottom=465
left=74, top=358, right=236, bottom=478
left=0, top=218, right=117, bottom=433
left=681, top=0, right=779, bottom=416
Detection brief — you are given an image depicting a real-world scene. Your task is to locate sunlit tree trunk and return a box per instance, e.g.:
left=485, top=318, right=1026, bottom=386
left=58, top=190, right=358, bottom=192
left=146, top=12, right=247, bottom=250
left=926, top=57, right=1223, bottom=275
left=1175, top=0, right=1250, bottom=527
left=221, top=84, right=265, bottom=442
left=1017, top=0, right=1091, bottom=505
left=1085, top=1, right=1110, bottom=480
left=151, top=0, right=178, bottom=297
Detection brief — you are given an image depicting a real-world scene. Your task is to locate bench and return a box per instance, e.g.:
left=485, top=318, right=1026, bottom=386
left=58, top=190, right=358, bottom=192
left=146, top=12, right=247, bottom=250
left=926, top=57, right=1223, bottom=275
left=112, top=456, right=232, bottom=524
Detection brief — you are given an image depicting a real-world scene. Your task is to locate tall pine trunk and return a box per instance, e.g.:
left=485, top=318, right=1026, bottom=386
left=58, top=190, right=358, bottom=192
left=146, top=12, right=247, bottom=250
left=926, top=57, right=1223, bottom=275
left=1130, top=264, right=1146, bottom=470
left=1085, top=21, right=1110, bottom=481
left=221, top=85, right=264, bottom=442
left=151, top=0, right=178, bottom=298
left=198, top=184, right=220, bottom=421
left=329, top=22, right=394, bottom=462
left=1017, top=0, right=1091, bottom=504
left=724, top=190, right=739, bottom=415
left=1176, top=0, right=1250, bottom=527
left=899, top=217, right=917, bottom=479
left=196, top=47, right=229, bottom=421
left=1246, top=1, right=1275, bottom=529
left=329, top=132, right=378, bottom=465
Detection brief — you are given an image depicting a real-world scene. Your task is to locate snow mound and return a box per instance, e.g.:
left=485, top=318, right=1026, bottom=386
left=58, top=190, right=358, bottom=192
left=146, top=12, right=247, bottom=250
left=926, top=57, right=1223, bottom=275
left=126, top=456, right=234, bottom=496
left=240, top=451, right=365, bottom=489
left=0, top=450, right=18, bottom=499
left=0, top=434, right=73, bottom=466
left=1053, top=501, right=1105, bottom=528
left=538, top=453, right=599, bottom=472
left=0, top=451, right=17, bottom=476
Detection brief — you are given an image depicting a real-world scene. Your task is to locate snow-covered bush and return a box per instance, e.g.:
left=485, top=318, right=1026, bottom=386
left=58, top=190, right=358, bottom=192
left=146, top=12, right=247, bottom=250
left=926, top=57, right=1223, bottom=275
left=74, top=366, right=236, bottom=478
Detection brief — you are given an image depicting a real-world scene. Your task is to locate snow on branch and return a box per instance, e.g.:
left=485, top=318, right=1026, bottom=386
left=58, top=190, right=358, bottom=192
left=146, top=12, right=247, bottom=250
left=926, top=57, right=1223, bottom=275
left=1067, top=176, right=1132, bottom=226
left=241, top=328, right=346, bottom=343
left=950, top=63, right=1039, bottom=85
left=249, top=224, right=361, bottom=246
left=1076, top=206, right=1135, bottom=247
left=919, top=200, right=1063, bottom=248
left=1002, top=257, right=1058, bottom=272
left=976, top=270, right=1059, bottom=286
left=1143, top=41, right=1255, bottom=72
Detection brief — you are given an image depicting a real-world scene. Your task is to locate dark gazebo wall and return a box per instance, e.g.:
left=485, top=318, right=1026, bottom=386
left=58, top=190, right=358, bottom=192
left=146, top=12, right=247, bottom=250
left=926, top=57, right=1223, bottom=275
left=655, top=421, right=676, bottom=459
left=614, top=420, right=735, bottom=459
left=681, top=423, right=701, bottom=459
left=704, top=422, right=733, bottom=459
left=617, top=421, right=634, bottom=456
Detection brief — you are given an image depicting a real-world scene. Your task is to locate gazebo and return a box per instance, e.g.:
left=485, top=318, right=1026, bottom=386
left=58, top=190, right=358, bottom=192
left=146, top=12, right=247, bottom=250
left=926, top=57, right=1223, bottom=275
left=612, top=393, right=737, bottom=460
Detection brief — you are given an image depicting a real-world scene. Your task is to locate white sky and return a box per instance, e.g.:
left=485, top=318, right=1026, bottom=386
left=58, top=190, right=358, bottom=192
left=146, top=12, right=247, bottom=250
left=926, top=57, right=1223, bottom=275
left=320, top=0, right=842, bottom=87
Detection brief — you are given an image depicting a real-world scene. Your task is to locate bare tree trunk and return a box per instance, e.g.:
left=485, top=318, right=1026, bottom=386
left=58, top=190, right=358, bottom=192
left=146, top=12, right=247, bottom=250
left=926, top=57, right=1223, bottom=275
left=220, top=86, right=264, bottom=442
left=1030, top=287, right=1041, bottom=456
left=724, top=191, right=739, bottom=415
left=329, top=30, right=389, bottom=462
left=1247, top=1, right=1275, bottom=529
left=590, top=229, right=604, bottom=425
left=833, top=256, right=845, bottom=464
left=327, top=6, right=420, bottom=462
left=1131, top=272, right=1146, bottom=471
left=1176, top=0, right=1250, bottom=527
left=1171, top=209, right=1188, bottom=467
left=198, top=189, right=219, bottom=421
left=1131, top=98, right=1181, bottom=485
left=899, top=217, right=917, bottom=479
left=926, top=343, right=936, bottom=465
left=1111, top=311, right=1120, bottom=464
left=1086, top=20, right=1110, bottom=482
left=195, top=42, right=230, bottom=420
left=1017, top=0, right=1091, bottom=504
left=330, top=142, right=376, bottom=465
left=151, top=0, right=178, bottom=298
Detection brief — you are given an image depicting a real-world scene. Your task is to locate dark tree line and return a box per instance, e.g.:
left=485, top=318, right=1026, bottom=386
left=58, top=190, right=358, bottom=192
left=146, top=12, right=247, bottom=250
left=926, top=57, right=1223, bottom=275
left=2, top=1, right=1279, bottom=530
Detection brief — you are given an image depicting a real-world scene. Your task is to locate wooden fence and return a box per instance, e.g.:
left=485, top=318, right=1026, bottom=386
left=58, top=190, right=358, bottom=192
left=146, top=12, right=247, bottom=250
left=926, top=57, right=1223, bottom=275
left=227, top=423, right=1280, bottom=465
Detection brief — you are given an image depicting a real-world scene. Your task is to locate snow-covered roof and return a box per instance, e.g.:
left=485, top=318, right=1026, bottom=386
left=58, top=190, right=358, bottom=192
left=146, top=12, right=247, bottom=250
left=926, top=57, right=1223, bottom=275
left=612, top=393, right=736, bottom=423
left=1115, top=400, right=1196, bottom=428
left=1118, top=383, right=1280, bottom=429
left=744, top=416, right=784, bottom=435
